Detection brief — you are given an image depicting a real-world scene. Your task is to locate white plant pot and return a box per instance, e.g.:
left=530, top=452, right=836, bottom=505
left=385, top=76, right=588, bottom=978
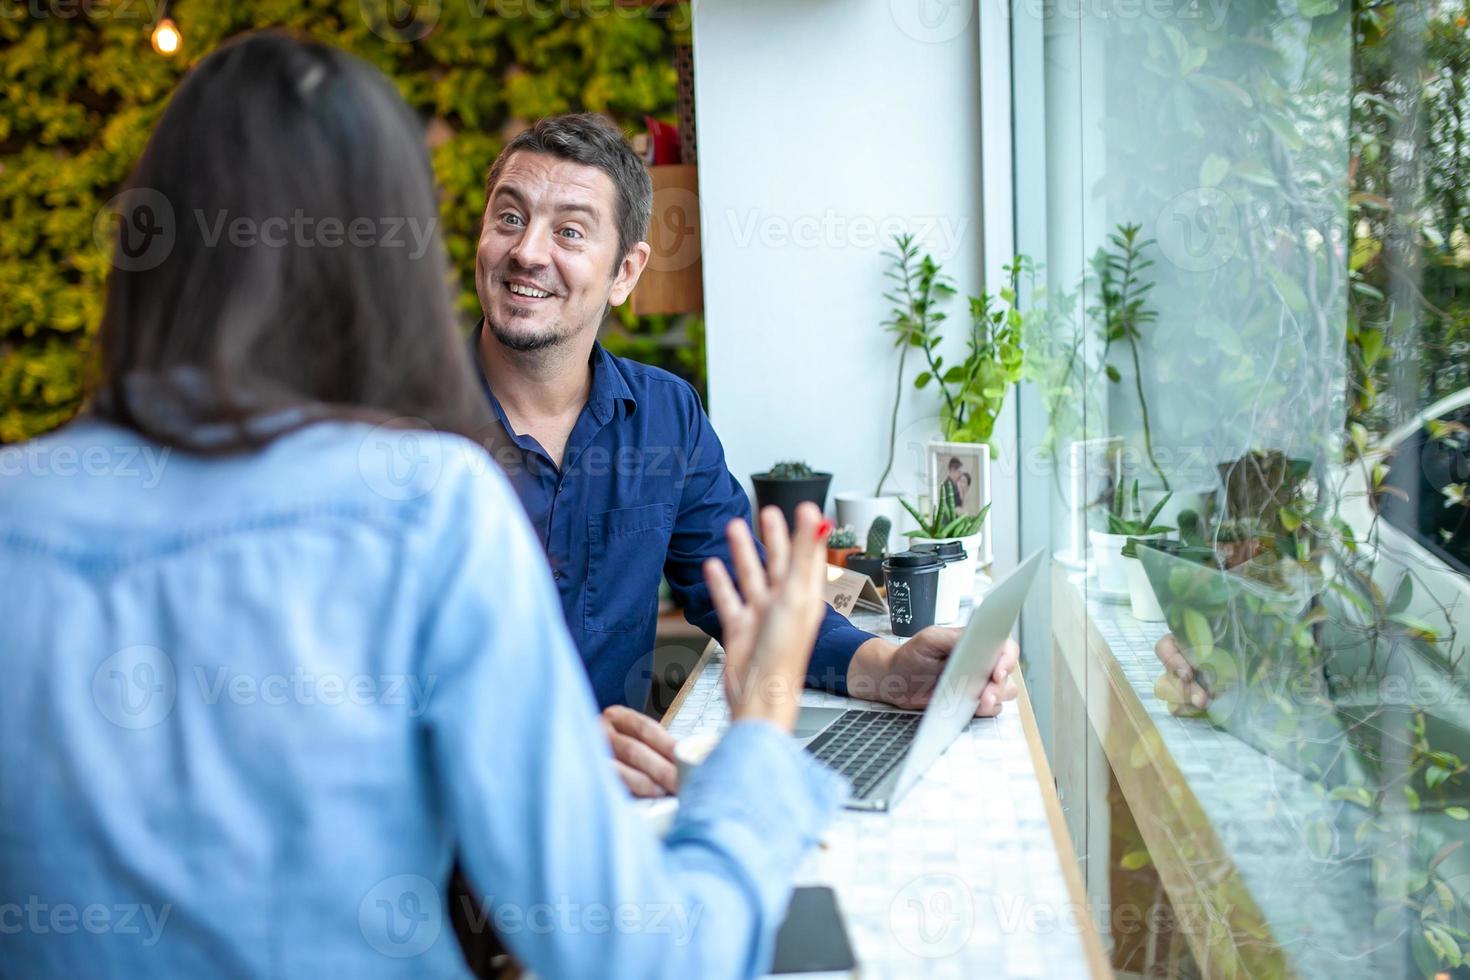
left=833, top=493, right=904, bottom=550
left=1088, top=530, right=1165, bottom=595
left=1123, top=556, right=1166, bottom=622
left=908, top=532, right=982, bottom=621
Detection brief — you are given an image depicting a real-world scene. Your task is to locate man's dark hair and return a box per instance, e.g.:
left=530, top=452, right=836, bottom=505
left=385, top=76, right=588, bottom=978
left=949, top=457, right=964, bottom=471
left=94, top=30, right=486, bottom=453
left=484, top=113, right=653, bottom=264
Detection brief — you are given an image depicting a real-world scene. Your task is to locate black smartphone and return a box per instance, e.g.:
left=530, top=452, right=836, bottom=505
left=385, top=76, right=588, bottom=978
left=769, top=885, right=858, bottom=976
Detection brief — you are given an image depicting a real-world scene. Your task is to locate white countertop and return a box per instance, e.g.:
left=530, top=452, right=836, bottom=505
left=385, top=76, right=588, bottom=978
left=660, top=579, right=1103, bottom=978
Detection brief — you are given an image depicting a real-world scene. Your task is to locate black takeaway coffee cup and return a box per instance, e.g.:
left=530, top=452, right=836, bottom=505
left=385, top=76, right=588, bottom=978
left=881, top=551, right=943, bottom=637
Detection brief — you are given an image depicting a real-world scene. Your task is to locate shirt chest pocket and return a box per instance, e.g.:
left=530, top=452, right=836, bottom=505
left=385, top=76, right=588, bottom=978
left=583, top=503, right=674, bottom=633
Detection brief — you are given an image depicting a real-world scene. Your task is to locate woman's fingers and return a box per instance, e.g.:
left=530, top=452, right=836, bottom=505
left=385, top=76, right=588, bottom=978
left=759, top=506, right=791, bottom=588
left=703, top=556, right=744, bottom=632
left=786, top=502, right=827, bottom=603
left=726, top=517, right=769, bottom=610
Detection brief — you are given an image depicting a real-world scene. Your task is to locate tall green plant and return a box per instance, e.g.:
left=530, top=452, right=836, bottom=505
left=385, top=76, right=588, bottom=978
left=1090, top=223, right=1169, bottom=491
left=935, top=258, right=1027, bottom=445
left=889, top=246, right=1030, bottom=451
left=876, top=234, right=955, bottom=495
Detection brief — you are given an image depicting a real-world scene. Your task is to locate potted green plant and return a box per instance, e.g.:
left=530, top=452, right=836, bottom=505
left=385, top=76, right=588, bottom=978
left=751, top=460, right=831, bottom=531
left=1089, top=480, right=1173, bottom=600
left=905, top=253, right=1032, bottom=564
left=844, top=516, right=891, bottom=585
left=825, top=525, right=860, bottom=568
left=1089, top=224, right=1212, bottom=527
left=902, top=481, right=990, bottom=597
left=834, top=234, right=947, bottom=538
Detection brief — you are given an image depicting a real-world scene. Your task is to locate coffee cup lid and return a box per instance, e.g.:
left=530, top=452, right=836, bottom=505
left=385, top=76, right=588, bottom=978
left=883, top=550, right=944, bottom=571
left=915, top=541, right=967, bottom=561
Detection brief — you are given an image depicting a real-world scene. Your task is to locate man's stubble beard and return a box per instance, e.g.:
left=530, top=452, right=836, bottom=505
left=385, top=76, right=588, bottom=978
left=486, top=306, right=581, bottom=354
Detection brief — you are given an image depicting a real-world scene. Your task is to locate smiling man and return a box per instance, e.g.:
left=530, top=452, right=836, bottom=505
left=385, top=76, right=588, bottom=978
left=470, top=114, right=1019, bottom=797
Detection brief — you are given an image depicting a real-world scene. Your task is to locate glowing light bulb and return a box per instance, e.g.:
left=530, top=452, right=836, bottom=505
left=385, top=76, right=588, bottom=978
left=151, top=18, right=181, bottom=56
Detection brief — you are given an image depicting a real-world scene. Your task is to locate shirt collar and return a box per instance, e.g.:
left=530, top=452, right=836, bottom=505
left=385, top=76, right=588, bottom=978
left=469, top=318, right=638, bottom=428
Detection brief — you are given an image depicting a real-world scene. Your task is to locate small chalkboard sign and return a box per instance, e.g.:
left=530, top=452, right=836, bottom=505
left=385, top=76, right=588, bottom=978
left=823, top=565, right=887, bottom=616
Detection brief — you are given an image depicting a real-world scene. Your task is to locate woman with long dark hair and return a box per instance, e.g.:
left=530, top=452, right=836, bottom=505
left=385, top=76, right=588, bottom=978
left=0, top=31, right=842, bottom=978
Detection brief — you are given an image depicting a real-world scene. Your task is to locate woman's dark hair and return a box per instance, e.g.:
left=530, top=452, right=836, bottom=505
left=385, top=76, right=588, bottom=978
left=93, top=30, right=487, bottom=452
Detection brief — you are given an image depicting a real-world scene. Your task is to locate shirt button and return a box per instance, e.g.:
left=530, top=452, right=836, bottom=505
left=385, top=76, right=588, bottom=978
left=553, top=570, right=564, bottom=581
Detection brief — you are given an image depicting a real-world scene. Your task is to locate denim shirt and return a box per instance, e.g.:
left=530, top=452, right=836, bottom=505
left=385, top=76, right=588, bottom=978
left=470, top=322, right=874, bottom=710
left=0, top=419, right=846, bottom=978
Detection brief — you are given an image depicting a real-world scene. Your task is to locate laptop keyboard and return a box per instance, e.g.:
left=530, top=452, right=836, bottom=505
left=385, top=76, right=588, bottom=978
left=805, top=709, right=922, bottom=800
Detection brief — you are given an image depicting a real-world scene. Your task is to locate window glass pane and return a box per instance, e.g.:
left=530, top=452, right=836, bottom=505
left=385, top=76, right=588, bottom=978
left=1013, top=0, right=1470, bottom=973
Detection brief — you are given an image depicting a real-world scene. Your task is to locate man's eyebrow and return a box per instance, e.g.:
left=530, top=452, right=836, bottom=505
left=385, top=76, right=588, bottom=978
left=489, top=184, right=602, bottom=223
left=553, top=201, right=601, bottom=222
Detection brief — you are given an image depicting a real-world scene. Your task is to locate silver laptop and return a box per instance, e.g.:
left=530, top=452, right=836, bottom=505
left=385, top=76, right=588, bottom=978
left=795, top=551, right=1044, bottom=811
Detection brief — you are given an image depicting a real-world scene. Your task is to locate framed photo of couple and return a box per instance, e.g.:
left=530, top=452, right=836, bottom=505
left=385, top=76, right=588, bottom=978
left=927, top=441, right=989, bottom=519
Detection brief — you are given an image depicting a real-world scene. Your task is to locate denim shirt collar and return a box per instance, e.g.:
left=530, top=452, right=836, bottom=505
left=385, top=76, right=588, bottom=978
left=469, top=318, right=637, bottom=430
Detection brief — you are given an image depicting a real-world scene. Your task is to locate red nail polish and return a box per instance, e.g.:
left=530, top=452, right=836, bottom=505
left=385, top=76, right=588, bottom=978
left=816, top=519, right=834, bottom=539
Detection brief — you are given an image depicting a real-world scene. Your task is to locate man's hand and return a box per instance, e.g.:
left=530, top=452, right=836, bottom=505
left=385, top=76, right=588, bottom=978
left=601, top=704, right=679, bottom=798
left=845, top=627, right=1021, bottom=716
left=1153, top=633, right=1210, bottom=714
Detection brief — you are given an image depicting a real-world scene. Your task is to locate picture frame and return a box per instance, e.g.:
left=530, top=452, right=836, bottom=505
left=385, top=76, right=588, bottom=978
left=926, top=441, right=990, bottom=520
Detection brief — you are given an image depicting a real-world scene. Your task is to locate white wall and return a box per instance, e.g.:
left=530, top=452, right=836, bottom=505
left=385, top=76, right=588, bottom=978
left=692, top=0, right=985, bottom=519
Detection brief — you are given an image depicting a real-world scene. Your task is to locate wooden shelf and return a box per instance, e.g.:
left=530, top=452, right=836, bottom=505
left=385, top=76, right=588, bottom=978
left=629, top=164, right=703, bottom=317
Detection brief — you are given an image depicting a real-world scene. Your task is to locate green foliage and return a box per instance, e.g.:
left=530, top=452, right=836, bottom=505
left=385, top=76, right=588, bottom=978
left=765, top=460, right=814, bottom=480
left=0, top=2, right=691, bottom=442
left=827, top=524, right=858, bottom=549
left=1096, top=480, right=1174, bottom=537
left=1348, top=0, right=1470, bottom=437
left=1089, top=223, right=1168, bottom=491
left=884, top=234, right=1031, bottom=450
left=864, top=514, right=891, bottom=557
left=902, top=479, right=990, bottom=540
left=877, top=233, right=955, bottom=494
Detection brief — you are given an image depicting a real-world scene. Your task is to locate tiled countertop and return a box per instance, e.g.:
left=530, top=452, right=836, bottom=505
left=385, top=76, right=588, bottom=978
left=1056, top=569, right=1389, bottom=978
left=662, top=580, right=1108, bottom=978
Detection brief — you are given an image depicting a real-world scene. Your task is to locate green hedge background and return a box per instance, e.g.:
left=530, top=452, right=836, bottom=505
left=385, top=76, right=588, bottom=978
left=0, top=0, right=702, bottom=443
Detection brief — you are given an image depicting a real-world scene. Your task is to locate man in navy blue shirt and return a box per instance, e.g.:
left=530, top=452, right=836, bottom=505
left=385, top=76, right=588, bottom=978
left=470, top=114, right=1019, bottom=797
